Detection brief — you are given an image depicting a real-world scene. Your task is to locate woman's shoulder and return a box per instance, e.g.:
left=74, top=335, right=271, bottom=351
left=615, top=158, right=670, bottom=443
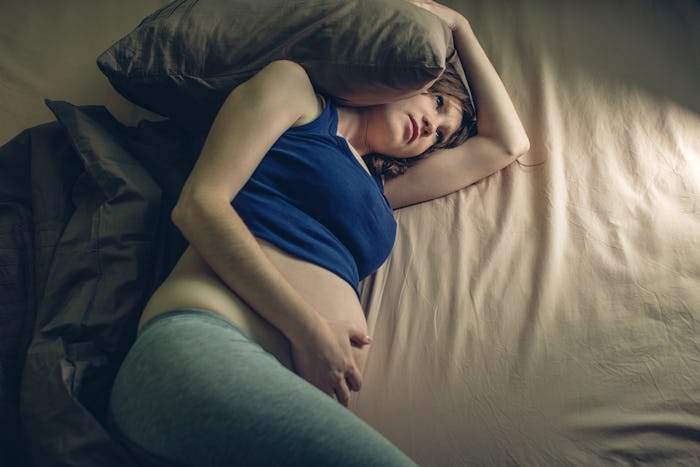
left=251, top=61, right=323, bottom=127
left=259, top=60, right=311, bottom=89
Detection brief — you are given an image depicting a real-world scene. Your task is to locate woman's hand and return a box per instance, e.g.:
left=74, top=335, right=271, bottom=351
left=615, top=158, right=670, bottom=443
left=407, top=0, right=467, bottom=31
left=290, top=318, right=372, bottom=406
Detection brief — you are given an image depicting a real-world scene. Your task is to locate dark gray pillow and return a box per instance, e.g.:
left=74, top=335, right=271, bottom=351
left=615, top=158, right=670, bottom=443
left=97, top=0, right=455, bottom=130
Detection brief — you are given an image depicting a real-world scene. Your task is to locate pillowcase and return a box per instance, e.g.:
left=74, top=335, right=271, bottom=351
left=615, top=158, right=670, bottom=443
left=97, top=0, right=455, bottom=130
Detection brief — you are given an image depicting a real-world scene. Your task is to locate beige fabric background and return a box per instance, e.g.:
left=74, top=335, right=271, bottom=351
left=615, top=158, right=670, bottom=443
left=353, top=0, right=700, bottom=464
left=2, top=0, right=699, bottom=465
left=0, top=0, right=166, bottom=145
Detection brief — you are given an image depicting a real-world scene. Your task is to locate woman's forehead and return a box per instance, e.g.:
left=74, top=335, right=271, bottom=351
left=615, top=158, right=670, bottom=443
left=445, top=95, right=464, bottom=116
left=444, top=96, right=465, bottom=135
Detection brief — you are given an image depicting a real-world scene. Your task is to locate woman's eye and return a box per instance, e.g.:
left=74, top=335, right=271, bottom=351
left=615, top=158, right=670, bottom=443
left=435, top=129, right=444, bottom=144
left=435, top=95, right=444, bottom=109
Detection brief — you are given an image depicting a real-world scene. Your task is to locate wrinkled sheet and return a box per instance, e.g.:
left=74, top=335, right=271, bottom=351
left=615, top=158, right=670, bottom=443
left=2, top=0, right=699, bottom=466
left=353, top=0, right=700, bottom=464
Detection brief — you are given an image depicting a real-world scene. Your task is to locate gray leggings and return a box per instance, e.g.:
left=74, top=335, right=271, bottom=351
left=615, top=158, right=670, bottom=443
left=108, top=309, right=416, bottom=466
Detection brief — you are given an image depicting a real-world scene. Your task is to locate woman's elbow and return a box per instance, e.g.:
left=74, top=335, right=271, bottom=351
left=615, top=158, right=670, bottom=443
left=171, top=190, right=233, bottom=235
left=170, top=198, right=193, bottom=235
left=170, top=192, right=204, bottom=233
left=505, top=135, right=530, bottom=158
left=484, top=129, right=530, bottom=159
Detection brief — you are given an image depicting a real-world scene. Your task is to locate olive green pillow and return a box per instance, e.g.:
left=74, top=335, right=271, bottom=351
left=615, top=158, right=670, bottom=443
left=97, top=0, right=454, bottom=130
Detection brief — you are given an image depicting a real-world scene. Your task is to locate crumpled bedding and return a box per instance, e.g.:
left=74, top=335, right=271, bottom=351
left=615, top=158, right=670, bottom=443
left=1, top=0, right=699, bottom=466
left=0, top=101, right=196, bottom=466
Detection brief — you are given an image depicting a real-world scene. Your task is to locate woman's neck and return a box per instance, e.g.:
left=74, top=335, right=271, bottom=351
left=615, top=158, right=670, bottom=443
left=336, top=106, right=371, bottom=156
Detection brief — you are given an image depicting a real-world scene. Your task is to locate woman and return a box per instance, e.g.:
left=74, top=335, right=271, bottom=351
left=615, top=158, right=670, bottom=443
left=108, top=2, right=529, bottom=465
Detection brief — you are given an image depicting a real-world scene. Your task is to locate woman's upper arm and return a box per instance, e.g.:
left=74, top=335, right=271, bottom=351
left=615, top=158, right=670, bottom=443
left=383, top=135, right=529, bottom=209
left=177, top=60, right=318, bottom=206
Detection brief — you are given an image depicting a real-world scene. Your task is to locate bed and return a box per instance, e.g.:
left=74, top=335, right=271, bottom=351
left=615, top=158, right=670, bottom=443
left=2, top=0, right=699, bottom=465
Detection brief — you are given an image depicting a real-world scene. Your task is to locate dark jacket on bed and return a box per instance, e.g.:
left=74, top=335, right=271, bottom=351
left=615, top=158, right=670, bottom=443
left=0, top=101, right=200, bottom=467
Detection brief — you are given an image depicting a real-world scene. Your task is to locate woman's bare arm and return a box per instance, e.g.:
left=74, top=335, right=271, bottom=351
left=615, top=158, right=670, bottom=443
left=385, top=1, right=529, bottom=208
left=172, top=60, right=367, bottom=405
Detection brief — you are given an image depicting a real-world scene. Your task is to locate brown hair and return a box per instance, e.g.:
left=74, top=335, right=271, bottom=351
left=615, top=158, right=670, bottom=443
left=363, top=68, right=478, bottom=179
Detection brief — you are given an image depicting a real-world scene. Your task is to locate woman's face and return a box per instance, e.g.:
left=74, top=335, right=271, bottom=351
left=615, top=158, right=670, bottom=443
left=364, top=93, right=463, bottom=158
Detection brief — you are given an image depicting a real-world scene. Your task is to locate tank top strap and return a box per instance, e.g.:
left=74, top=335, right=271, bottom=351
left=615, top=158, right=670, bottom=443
left=286, top=94, right=335, bottom=136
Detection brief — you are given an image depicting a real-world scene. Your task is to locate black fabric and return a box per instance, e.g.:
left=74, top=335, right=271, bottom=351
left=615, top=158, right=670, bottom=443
left=0, top=101, right=198, bottom=466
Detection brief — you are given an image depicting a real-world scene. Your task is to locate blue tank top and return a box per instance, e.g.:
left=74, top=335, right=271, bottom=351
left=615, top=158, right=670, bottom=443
left=232, top=97, right=397, bottom=293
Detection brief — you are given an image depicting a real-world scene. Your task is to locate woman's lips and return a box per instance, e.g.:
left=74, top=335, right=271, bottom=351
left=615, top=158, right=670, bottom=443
left=408, top=115, right=418, bottom=143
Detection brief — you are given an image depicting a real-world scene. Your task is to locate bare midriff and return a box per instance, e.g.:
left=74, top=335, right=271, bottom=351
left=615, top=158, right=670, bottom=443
left=138, top=239, right=369, bottom=372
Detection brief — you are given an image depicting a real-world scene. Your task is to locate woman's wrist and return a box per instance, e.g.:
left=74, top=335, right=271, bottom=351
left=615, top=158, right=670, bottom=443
left=283, top=303, right=324, bottom=343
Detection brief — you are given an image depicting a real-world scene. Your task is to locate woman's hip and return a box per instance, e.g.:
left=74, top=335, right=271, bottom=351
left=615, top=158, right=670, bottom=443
left=139, top=270, right=294, bottom=369
left=108, top=307, right=416, bottom=466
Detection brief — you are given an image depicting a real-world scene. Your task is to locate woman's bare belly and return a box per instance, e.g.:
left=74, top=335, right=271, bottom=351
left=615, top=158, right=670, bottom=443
left=139, top=239, right=369, bottom=372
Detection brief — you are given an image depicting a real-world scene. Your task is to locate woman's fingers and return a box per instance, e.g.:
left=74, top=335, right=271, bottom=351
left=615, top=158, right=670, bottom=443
left=350, top=332, right=373, bottom=348
left=326, top=364, right=362, bottom=407
left=334, top=374, right=351, bottom=406
left=408, top=0, right=461, bottom=31
left=299, top=320, right=370, bottom=404
left=345, top=364, right=363, bottom=392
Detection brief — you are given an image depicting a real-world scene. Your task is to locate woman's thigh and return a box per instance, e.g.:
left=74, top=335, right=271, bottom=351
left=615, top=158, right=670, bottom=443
left=108, top=309, right=415, bottom=467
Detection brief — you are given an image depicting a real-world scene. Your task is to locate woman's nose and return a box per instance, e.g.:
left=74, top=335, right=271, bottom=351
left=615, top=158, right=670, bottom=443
left=422, top=117, right=434, bottom=136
